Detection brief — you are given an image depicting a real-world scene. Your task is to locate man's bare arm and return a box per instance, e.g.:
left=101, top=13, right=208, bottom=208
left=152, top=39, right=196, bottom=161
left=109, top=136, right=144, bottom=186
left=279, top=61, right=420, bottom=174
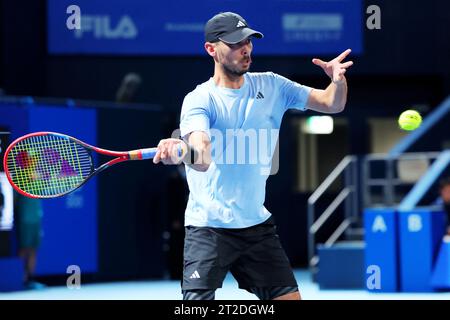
left=306, top=49, right=353, bottom=113
left=182, top=131, right=211, bottom=172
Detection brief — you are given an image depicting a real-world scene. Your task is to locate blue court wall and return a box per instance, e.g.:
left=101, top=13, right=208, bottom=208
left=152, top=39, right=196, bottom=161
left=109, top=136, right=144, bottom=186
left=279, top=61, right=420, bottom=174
left=365, top=207, right=446, bottom=292
left=364, top=208, right=399, bottom=292
left=398, top=209, right=445, bottom=292
left=0, top=104, right=98, bottom=275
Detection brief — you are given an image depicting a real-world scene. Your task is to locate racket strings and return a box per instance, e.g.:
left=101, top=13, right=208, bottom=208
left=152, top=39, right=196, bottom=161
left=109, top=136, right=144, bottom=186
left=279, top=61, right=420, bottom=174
left=6, top=135, right=93, bottom=197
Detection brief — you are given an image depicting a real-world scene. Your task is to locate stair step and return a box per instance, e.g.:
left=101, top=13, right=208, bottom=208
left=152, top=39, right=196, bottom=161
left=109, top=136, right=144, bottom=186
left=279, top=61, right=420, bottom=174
left=316, top=241, right=366, bottom=289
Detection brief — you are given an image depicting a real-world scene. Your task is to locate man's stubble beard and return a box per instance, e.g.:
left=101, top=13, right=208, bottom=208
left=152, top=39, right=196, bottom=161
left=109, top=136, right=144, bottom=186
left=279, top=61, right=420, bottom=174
left=221, top=56, right=251, bottom=77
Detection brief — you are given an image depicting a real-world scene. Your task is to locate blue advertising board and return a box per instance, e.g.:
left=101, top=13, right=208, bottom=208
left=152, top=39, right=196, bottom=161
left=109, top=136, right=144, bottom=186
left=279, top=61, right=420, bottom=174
left=398, top=209, right=445, bottom=292
left=364, top=208, right=399, bottom=292
left=48, top=0, right=363, bottom=55
left=0, top=104, right=98, bottom=275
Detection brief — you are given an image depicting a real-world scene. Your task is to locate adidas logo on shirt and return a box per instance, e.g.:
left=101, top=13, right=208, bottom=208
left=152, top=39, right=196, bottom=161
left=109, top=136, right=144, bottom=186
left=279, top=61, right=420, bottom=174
left=236, top=20, right=246, bottom=28
left=256, top=91, right=264, bottom=99
left=189, top=270, right=201, bottom=279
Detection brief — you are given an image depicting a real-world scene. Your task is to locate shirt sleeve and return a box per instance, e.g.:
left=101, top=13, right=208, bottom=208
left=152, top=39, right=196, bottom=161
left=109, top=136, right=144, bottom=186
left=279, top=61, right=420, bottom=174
left=179, top=91, right=212, bottom=138
left=272, top=73, right=312, bottom=111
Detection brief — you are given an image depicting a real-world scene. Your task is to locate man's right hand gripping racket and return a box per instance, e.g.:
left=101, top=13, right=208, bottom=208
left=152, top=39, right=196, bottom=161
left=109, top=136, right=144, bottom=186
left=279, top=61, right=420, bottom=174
left=2, top=132, right=185, bottom=199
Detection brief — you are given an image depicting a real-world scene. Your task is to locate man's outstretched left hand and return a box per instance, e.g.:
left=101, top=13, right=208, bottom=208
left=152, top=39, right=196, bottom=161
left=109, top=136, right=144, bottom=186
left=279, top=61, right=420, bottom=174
left=312, top=49, right=353, bottom=84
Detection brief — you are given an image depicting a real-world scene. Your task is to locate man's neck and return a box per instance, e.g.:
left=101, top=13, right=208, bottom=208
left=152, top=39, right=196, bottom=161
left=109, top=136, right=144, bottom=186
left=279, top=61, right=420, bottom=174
left=213, top=66, right=245, bottom=89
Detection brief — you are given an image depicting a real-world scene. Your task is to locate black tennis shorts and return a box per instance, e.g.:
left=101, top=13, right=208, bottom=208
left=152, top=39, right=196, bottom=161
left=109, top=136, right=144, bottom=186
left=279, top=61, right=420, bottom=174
left=181, top=216, right=298, bottom=291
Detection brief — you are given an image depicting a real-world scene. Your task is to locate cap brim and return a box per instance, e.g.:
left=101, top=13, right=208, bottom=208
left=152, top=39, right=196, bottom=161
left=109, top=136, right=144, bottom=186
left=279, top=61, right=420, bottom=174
left=219, top=28, right=264, bottom=44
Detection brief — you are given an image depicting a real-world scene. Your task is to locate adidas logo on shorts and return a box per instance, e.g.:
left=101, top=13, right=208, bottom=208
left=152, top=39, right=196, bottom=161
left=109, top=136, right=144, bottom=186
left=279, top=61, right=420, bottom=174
left=189, top=270, right=201, bottom=279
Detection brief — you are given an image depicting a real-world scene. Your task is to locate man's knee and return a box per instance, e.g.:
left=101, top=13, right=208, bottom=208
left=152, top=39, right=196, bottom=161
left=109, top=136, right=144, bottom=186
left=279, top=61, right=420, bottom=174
left=250, top=286, right=300, bottom=300
left=273, top=290, right=301, bottom=300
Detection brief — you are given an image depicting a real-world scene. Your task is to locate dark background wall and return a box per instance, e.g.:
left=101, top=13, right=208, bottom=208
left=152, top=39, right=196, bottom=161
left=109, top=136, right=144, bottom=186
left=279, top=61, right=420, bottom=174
left=1, top=0, right=449, bottom=276
left=2, top=0, right=449, bottom=109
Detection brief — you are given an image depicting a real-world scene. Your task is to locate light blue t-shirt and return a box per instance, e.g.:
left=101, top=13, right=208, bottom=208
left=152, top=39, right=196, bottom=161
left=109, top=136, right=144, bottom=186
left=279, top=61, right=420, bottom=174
left=180, top=72, right=312, bottom=228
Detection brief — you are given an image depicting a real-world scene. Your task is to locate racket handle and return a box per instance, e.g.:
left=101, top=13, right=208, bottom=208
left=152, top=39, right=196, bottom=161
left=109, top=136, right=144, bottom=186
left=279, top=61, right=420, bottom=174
left=129, top=144, right=184, bottom=160
left=140, top=148, right=158, bottom=159
left=129, top=148, right=157, bottom=160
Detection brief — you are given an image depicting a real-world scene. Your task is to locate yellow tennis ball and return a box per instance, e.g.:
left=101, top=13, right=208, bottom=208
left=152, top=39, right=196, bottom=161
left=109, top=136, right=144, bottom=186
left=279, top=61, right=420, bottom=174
left=398, top=110, right=422, bottom=131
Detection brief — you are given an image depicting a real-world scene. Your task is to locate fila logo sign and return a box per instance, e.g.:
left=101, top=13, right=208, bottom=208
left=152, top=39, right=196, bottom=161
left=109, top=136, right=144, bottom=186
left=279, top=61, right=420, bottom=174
left=74, top=15, right=138, bottom=39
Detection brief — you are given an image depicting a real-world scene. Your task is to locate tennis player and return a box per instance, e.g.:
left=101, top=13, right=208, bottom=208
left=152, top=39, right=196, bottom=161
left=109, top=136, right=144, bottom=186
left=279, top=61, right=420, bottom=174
left=153, top=12, right=353, bottom=300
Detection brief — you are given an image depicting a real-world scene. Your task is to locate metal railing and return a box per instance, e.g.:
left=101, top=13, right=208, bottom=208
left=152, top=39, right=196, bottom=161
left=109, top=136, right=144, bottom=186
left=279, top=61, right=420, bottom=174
left=307, top=155, right=358, bottom=269
left=362, top=152, right=441, bottom=208
left=398, top=150, right=450, bottom=211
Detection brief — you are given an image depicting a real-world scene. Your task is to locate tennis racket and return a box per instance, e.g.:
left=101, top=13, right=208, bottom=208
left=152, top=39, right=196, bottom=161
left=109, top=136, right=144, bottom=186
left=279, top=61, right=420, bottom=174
left=3, top=132, right=183, bottom=199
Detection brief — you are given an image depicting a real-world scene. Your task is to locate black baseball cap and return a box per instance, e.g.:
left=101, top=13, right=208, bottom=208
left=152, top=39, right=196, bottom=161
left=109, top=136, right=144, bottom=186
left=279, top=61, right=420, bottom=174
left=204, top=12, right=264, bottom=44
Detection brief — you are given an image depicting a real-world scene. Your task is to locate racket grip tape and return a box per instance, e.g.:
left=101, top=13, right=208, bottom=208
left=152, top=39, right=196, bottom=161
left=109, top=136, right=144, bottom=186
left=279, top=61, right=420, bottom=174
left=129, top=144, right=184, bottom=161
left=129, top=148, right=157, bottom=160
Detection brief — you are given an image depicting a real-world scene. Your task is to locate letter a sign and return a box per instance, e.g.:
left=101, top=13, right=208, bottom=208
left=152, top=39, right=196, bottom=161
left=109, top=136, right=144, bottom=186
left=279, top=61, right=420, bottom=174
left=372, top=215, right=387, bottom=233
